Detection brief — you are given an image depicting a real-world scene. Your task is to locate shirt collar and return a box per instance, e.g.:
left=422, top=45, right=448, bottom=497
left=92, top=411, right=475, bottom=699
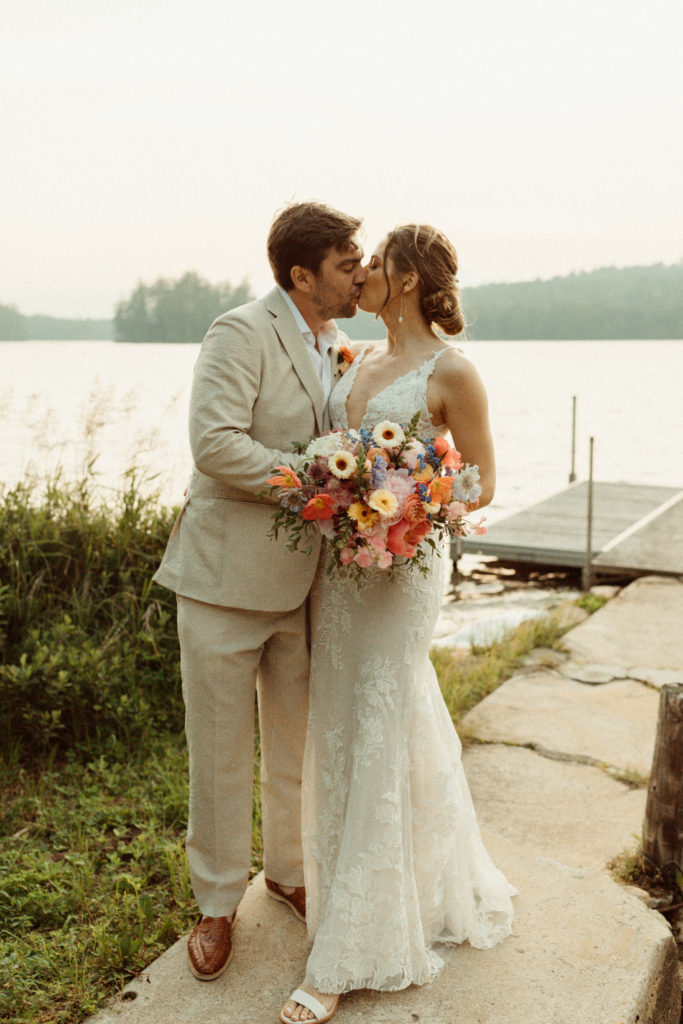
left=278, top=287, right=338, bottom=352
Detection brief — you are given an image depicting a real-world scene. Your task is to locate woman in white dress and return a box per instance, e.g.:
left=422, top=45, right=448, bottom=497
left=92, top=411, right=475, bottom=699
left=280, top=225, right=515, bottom=1024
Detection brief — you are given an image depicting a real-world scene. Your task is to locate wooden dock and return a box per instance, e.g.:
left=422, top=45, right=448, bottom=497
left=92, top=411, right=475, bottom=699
left=459, top=481, right=683, bottom=577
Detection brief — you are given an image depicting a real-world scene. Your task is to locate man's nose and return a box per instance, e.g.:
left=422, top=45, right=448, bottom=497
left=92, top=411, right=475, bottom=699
left=355, top=265, right=368, bottom=283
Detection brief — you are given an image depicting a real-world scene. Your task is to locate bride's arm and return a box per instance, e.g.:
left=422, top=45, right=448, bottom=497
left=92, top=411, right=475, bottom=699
left=429, top=352, right=496, bottom=509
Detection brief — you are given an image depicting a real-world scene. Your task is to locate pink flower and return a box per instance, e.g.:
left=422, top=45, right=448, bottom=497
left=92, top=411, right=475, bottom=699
left=386, top=518, right=431, bottom=558
left=354, top=546, right=376, bottom=568
left=316, top=518, right=336, bottom=538
left=382, top=468, right=415, bottom=520
left=339, top=545, right=356, bottom=564
left=444, top=500, right=467, bottom=522
left=376, top=550, right=393, bottom=569
left=472, top=516, right=487, bottom=535
left=399, top=439, right=426, bottom=470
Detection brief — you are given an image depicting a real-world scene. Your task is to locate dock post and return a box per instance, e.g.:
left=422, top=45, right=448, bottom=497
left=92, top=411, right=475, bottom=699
left=582, top=436, right=594, bottom=590
left=569, top=395, right=577, bottom=483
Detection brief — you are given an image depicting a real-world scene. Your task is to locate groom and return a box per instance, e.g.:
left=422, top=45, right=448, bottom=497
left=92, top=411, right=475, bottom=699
left=154, top=202, right=366, bottom=979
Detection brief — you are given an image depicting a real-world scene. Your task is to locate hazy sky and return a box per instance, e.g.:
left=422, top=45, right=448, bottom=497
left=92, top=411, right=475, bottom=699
left=3, top=0, right=682, bottom=318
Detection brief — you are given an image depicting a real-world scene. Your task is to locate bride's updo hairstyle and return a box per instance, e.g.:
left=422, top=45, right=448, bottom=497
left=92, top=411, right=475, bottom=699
left=383, top=224, right=465, bottom=336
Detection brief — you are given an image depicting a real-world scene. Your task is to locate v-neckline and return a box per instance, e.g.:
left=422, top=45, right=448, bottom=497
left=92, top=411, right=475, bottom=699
left=344, top=347, right=445, bottom=431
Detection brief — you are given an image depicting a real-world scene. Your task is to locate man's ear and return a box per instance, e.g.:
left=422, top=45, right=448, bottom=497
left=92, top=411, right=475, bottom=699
left=290, top=265, right=313, bottom=292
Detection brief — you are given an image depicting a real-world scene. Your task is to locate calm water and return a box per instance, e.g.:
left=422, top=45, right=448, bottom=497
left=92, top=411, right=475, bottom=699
left=4, top=338, right=681, bottom=646
left=3, top=339, right=681, bottom=521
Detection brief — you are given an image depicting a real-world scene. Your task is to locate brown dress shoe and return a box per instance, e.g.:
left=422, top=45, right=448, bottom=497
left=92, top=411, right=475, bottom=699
left=265, top=879, right=306, bottom=922
left=187, top=914, right=234, bottom=980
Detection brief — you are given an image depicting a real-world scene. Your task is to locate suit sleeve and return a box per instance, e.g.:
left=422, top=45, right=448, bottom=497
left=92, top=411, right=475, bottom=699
left=188, top=317, right=298, bottom=495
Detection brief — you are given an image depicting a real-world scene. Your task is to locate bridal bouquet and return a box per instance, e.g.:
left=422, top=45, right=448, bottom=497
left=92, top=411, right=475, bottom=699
left=265, top=413, right=486, bottom=582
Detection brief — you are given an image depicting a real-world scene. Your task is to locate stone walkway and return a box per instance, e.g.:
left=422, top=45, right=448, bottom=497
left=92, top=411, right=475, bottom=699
left=88, top=575, right=683, bottom=1024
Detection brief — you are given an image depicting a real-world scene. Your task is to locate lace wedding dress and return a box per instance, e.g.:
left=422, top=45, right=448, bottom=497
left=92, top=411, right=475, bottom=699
left=301, top=348, right=516, bottom=995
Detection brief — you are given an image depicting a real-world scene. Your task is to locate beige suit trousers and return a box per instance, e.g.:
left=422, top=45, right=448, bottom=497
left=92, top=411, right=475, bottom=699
left=177, top=594, right=310, bottom=917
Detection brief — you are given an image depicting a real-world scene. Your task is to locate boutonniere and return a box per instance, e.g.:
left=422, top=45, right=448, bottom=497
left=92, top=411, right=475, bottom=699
left=337, top=345, right=355, bottom=375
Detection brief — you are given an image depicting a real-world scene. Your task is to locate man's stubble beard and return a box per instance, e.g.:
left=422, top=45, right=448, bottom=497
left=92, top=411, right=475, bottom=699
left=312, top=282, right=357, bottom=321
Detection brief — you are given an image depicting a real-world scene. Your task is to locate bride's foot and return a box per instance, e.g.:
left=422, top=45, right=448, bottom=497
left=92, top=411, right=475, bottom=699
left=280, top=985, right=341, bottom=1023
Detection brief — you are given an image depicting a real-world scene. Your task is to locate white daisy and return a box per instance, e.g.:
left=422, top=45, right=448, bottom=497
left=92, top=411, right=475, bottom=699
left=328, top=450, right=356, bottom=479
left=372, top=421, right=405, bottom=449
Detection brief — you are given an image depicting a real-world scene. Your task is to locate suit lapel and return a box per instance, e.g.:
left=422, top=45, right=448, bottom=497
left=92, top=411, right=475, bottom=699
left=265, top=288, right=325, bottom=433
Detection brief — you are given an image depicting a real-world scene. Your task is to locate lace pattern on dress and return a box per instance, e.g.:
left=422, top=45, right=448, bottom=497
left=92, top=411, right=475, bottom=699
left=302, top=344, right=515, bottom=995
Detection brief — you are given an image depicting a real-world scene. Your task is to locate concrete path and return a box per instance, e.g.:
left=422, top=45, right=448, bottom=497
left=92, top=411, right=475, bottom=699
left=88, top=575, right=683, bottom=1024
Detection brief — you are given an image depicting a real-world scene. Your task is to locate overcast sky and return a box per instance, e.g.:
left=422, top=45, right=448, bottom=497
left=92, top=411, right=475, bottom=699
left=3, top=0, right=682, bottom=318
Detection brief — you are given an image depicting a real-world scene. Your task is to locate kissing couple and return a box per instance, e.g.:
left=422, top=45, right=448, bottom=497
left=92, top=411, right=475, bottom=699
left=154, top=201, right=515, bottom=1022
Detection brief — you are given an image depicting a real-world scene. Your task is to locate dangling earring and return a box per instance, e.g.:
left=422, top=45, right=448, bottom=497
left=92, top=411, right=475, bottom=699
left=398, top=290, right=405, bottom=324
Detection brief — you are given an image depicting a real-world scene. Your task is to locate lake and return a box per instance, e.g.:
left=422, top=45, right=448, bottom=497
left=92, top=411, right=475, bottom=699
left=3, top=339, right=681, bottom=520
left=4, top=338, right=681, bottom=647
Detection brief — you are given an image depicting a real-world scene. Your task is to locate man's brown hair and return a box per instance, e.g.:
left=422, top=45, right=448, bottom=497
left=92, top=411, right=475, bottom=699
left=267, top=202, right=362, bottom=291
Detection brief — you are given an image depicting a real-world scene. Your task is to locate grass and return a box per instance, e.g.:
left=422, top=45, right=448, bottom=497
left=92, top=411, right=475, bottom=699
left=1, top=736, right=263, bottom=1023
left=430, top=609, right=569, bottom=726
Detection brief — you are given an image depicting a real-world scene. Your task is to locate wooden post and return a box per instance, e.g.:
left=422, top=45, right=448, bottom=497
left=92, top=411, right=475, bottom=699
left=569, top=395, right=577, bottom=483
left=642, top=683, right=683, bottom=888
left=581, top=436, right=594, bottom=590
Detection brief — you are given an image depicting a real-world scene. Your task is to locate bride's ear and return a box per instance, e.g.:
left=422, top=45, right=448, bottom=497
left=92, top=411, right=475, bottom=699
left=402, top=271, right=419, bottom=294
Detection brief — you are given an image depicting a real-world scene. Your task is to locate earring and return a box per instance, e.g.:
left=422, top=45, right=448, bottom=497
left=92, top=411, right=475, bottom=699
left=398, top=292, right=405, bottom=324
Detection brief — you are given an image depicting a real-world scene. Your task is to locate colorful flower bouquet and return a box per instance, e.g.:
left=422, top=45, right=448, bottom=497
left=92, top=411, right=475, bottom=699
left=265, top=412, right=486, bottom=583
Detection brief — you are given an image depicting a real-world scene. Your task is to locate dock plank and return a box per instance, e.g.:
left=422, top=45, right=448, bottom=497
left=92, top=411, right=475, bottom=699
left=460, top=481, right=683, bottom=572
left=593, top=492, right=683, bottom=575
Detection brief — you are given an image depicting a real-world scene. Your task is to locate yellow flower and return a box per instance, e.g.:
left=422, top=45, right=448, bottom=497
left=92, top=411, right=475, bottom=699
left=367, top=489, right=398, bottom=518
left=413, top=464, right=435, bottom=483
left=328, top=450, right=355, bottom=479
left=348, top=502, right=379, bottom=531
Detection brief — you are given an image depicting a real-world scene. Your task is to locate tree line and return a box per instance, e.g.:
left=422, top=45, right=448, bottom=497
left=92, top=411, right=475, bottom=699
left=2, top=262, right=681, bottom=342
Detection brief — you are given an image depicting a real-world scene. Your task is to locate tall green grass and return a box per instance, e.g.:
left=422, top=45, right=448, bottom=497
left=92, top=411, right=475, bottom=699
left=0, top=470, right=182, bottom=759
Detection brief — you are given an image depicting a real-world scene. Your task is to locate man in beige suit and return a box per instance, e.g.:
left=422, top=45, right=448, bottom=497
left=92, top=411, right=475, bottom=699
left=154, top=202, right=366, bottom=979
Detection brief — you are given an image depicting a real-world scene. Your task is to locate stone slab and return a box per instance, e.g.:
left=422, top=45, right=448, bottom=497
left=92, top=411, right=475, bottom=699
left=461, top=670, right=658, bottom=776
left=463, top=743, right=647, bottom=871
left=564, top=575, right=683, bottom=670
left=87, top=839, right=680, bottom=1024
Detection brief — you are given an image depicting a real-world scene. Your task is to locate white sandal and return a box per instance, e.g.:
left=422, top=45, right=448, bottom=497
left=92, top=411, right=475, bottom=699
left=279, top=988, right=342, bottom=1023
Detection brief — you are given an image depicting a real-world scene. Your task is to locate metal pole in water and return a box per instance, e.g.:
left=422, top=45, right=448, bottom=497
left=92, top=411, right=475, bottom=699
left=582, top=436, right=594, bottom=590
left=569, top=395, right=577, bottom=483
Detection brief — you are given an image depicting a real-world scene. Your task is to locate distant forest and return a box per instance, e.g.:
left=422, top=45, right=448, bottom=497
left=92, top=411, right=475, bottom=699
left=1, top=262, right=681, bottom=341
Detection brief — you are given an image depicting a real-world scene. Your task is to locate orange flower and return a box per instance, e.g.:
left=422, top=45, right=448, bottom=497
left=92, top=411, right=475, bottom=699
left=266, top=466, right=302, bottom=489
left=402, top=492, right=427, bottom=525
left=365, top=446, right=390, bottom=464
left=428, top=476, right=453, bottom=504
left=337, top=345, right=355, bottom=374
left=302, top=494, right=336, bottom=520
left=432, top=437, right=450, bottom=457
left=442, top=446, right=462, bottom=470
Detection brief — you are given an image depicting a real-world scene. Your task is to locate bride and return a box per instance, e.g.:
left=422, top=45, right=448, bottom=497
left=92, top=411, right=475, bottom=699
left=280, top=224, right=516, bottom=1024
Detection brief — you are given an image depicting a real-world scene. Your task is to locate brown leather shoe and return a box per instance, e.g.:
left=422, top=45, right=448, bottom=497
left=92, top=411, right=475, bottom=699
left=265, top=879, right=306, bottom=922
left=187, top=914, right=234, bottom=980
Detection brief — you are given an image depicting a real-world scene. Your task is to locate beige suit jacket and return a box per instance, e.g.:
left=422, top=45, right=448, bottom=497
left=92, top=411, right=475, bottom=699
left=153, top=287, right=347, bottom=612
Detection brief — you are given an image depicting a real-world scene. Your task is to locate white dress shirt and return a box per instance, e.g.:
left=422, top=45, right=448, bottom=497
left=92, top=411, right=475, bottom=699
left=278, top=287, right=337, bottom=404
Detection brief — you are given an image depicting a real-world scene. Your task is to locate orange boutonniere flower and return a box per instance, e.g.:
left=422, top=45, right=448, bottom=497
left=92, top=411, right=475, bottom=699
left=337, top=345, right=355, bottom=374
